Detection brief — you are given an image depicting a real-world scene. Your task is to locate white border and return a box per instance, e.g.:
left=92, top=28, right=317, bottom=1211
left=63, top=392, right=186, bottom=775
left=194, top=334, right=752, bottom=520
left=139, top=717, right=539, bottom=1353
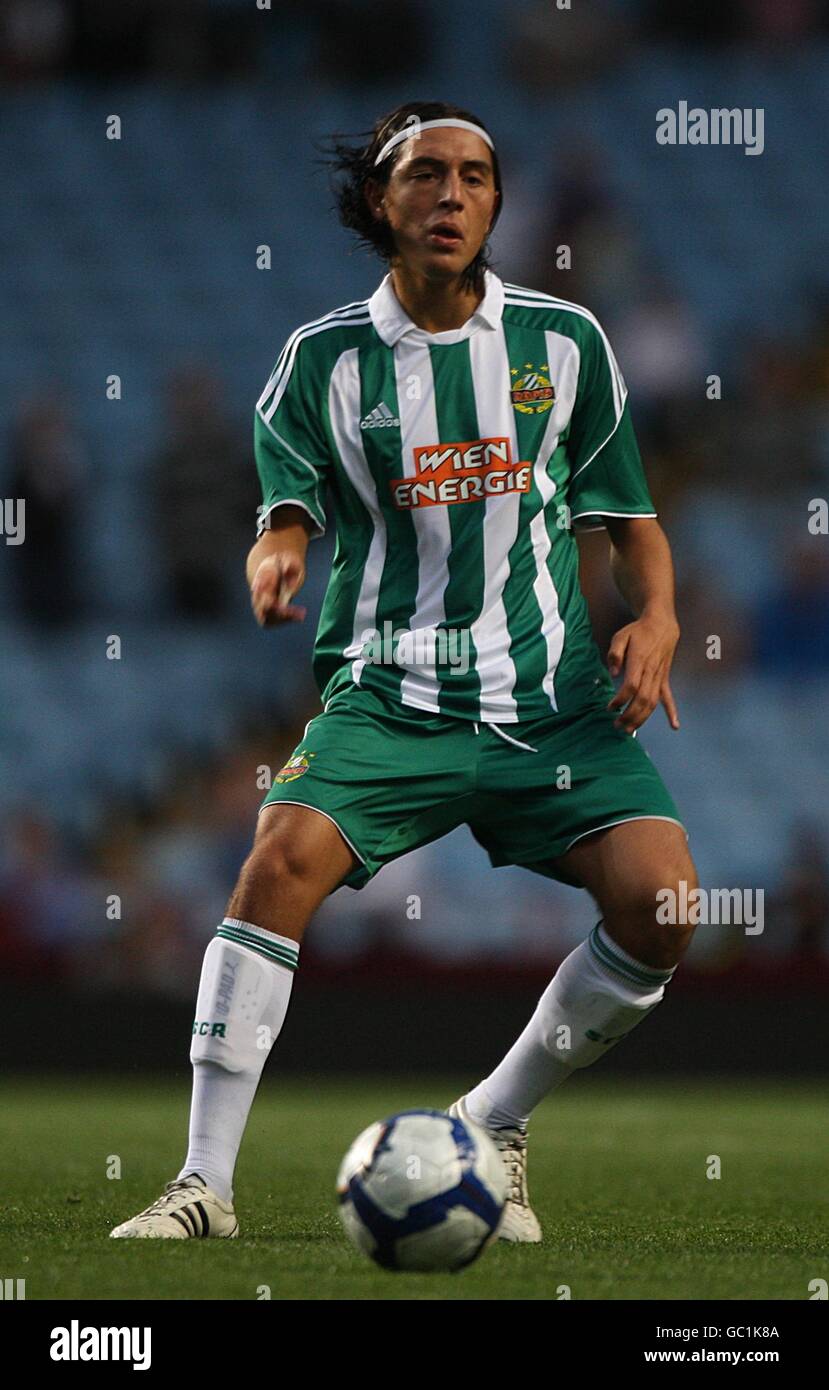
left=571, top=510, right=657, bottom=532
left=257, top=798, right=367, bottom=866
left=256, top=497, right=325, bottom=539
left=571, top=510, right=657, bottom=521
left=563, top=814, right=688, bottom=856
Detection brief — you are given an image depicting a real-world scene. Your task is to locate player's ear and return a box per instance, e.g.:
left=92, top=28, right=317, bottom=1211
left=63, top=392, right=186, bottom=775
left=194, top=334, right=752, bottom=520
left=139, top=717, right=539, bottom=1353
left=364, top=177, right=386, bottom=224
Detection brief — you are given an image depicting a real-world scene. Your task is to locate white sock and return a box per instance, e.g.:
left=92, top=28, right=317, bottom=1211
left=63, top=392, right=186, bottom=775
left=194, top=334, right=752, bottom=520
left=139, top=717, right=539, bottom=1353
left=178, top=918, right=299, bottom=1202
left=465, top=921, right=676, bottom=1131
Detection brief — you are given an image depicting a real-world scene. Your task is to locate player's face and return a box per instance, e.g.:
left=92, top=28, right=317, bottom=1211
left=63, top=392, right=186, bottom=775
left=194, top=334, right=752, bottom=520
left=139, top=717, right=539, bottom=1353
left=369, top=128, right=499, bottom=280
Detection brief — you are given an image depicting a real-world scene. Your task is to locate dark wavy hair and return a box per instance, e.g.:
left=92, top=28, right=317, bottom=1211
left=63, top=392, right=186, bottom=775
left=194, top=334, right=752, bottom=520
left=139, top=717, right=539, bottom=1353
left=317, top=100, right=502, bottom=295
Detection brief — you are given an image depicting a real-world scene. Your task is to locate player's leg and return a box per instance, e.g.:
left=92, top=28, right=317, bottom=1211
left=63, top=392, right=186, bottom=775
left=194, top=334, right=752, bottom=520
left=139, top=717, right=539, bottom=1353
left=455, top=698, right=695, bottom=1241
left=172, top=686, right=482, bottom=1230
left=113, top=685, right=480, bottom=1238
left=110, top=804, right=357, bottom=1238
left=559, top=816, right=697, bottom=967
left=179, top=801, right=358, bottom=1183
left=464, top=818, right=698, bottom=1132
left=225, top=799, right=358, bottom=938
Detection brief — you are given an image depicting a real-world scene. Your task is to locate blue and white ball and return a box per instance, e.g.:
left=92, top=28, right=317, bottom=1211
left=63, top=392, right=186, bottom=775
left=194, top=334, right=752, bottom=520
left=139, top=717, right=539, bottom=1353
left=336, top=1108, right=506, bottom=1272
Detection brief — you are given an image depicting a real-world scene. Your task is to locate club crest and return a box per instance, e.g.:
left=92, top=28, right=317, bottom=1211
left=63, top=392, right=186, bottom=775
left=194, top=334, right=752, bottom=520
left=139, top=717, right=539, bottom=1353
left=510, top=363, right=555, bottom=414
left=274, top=749, right=316, bottom=784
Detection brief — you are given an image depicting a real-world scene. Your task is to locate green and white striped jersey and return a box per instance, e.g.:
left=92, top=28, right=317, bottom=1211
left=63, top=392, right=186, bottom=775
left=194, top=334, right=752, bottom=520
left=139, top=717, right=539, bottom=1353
left=254, top=271, right=656, bottom=724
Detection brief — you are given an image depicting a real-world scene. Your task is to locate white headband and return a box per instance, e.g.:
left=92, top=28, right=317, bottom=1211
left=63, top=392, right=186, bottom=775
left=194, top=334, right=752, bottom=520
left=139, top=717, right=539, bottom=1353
left=373, top=118, right=494, bottom=167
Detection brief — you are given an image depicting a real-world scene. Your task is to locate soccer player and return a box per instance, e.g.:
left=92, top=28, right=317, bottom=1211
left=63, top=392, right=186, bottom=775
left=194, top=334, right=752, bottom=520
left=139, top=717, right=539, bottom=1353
left=112, top=101, right=699, bottom=1242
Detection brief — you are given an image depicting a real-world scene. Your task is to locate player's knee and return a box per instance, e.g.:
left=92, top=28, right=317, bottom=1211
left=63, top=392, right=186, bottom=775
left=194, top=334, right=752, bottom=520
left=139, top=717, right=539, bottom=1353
left=648, top=918, right=694, bottom=969
left=606, top=854, right=700, bottom=968
left=245, top=821, right=317, bottom=894
left=646, top=848, right=698, bottom=912
left=647, top=864, right=700, bottom=965
left=656, top=853, right=700, bottom=943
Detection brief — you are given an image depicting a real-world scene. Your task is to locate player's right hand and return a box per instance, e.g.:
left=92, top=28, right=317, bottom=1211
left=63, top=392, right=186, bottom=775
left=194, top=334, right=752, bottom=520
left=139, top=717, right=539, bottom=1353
left=250, top=552, right=307, bottom=627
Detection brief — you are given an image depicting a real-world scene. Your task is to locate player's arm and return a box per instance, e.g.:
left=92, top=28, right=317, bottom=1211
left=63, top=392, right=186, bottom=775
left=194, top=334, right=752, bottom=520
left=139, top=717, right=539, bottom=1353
left=566, top=317, right=680, bottom=734
left=604, top=516, right=681, bottom=734
left=250, top=335, right=331, bottom=628
left=247, top=506, right=313, bottom=627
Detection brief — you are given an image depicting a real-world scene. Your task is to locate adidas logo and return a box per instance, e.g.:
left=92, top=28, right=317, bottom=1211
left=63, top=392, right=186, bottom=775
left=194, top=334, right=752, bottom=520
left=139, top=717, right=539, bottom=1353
left=360, top=401, right=400, bottom=430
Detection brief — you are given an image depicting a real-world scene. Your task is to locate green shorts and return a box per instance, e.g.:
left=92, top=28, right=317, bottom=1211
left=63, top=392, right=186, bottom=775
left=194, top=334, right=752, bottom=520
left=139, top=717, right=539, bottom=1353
left=260, top=683, right=685, bottom=893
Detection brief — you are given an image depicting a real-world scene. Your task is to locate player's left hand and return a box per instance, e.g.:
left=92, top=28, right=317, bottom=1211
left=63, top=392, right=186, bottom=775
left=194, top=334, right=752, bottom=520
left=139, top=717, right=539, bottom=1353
left=606, top=612, right=681, bottom=733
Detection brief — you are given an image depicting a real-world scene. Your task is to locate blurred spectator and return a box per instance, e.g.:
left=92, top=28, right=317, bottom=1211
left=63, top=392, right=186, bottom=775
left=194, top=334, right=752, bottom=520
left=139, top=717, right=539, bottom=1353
left=205, top=735, right=279, bottom=883
left=0, top=0, right=71, bottom=79
left=147, top=0, right=259, bottom=81
left=689, top=336, right=822, bottom=492
left=802, top=297, right=829, bottom=475
left=64, top=0, right=150, bottom=78
left=0, top=810, right=100, bottom=975
left=151, top=364, right=259, bottom=621
left=640, top=0, right=827, bottom=44
left=505, top=0, right=630, bottom=91
left=64, top=0, right=259, bottom=80
left=641, top=0, right=742, bottom=43
left=667, top=485, right=777, bottom=612
left=754, top=539, right=829, bottom=675
left=740, top=0, right=827, bottom=44
left=767, top=820, right=829, bottom=959
left=804, top=298, right=829, bottom=397
left=522, top=146, right=642, bottom=317
left=6, top=394, right=88, bottom=627
left=610, top=280, right=707, bottom=447
left=308, top=0, right=432, bottom=86
left=0, top=889, right=55, bottom=978
left=84, top=800, right=200, bottom=993
left=671, top=578, right=750, bottom=678
left=576, top=528, right=751, bottom=682
left=744, top=338, right=823, bottom=486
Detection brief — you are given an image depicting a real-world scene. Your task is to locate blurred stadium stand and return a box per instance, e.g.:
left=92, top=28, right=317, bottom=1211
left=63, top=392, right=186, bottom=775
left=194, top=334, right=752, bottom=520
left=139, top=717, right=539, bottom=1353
left=1, top=2, right=828, bottom=1067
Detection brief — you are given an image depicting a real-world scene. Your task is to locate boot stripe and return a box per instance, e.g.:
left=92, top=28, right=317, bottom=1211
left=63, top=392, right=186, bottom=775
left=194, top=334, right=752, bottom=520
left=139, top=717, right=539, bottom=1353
left=170, top=1211, right=192, bottom=1236
left=194, top=1201, right=209, bottom=1237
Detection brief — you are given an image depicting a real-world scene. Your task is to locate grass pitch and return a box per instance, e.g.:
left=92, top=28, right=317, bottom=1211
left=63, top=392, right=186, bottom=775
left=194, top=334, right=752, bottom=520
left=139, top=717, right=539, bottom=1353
left=1, top=1075, right=825, bottom=1301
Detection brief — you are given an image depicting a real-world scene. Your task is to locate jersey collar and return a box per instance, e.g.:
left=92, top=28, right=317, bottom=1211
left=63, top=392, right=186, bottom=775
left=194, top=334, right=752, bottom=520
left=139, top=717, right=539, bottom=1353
left=368, top=269, right=505, bottom=346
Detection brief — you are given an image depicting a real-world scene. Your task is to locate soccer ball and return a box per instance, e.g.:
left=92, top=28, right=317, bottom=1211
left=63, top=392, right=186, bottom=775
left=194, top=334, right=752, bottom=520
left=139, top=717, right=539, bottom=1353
left=336, top=1107, right=507, bottom=1272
